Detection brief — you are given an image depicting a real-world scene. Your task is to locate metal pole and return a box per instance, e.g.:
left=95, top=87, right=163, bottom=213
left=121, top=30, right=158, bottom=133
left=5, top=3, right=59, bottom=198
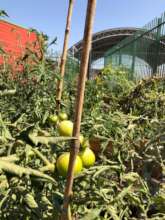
left=131, top=35, right=136, bottom=79
left=56, top=0, right=75, bottom=112
left=119, top=50, right=122, bottom=65
left=153, top=17, right=162, bottom=75
left=60, top=1, right=97, bottom=219
left=87, top=49, right=92, bottom=79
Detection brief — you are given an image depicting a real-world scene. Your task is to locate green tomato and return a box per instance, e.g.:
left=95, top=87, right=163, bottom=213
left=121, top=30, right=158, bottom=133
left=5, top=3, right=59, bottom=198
left=79, top=148, right=95, bottom=168
left=56, top=152, right=83, bottom=177
left=58, top=112, right=68, bottom=121
left=58, top=120, right=73, bottom=136
left=48, top=115, right=58, bottom=124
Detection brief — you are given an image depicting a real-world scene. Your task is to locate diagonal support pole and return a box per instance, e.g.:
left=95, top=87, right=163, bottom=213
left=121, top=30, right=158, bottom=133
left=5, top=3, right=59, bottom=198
left=60, top=0, right=97, bottom=219
left=56, top=0, right=75, bottom=113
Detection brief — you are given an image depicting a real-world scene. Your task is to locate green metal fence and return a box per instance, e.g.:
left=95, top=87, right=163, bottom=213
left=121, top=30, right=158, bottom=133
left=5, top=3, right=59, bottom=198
left=105, top=11, right=165, bottom=79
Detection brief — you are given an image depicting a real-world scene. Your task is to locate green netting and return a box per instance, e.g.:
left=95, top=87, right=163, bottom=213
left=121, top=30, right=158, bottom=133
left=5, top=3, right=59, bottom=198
left=65, top=55, right=80, bottom=81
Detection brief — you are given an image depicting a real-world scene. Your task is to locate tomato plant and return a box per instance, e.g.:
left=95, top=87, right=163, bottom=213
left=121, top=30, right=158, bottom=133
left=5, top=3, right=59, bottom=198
left=0, top=43, right=165, bottom=219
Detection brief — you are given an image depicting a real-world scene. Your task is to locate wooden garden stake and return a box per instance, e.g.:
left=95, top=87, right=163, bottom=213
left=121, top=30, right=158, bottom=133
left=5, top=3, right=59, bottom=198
left=60, top=0, right=97, bottom=219
left=56, top=0, right=74, bottom=112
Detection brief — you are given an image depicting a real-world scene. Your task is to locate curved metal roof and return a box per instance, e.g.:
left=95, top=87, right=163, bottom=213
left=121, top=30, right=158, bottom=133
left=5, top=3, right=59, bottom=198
left=69, top=27, right=141, bottom=60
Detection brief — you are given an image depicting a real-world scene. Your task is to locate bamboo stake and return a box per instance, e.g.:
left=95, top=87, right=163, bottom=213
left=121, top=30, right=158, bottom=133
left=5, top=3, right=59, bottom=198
left=60, top=1, right=97, bottom=219
left=56, top=0, right=75, bottom=112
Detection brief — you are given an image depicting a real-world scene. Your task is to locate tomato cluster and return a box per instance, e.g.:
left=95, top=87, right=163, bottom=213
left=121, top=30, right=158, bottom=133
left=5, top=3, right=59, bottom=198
left=48, top=112, right=96, bottom=177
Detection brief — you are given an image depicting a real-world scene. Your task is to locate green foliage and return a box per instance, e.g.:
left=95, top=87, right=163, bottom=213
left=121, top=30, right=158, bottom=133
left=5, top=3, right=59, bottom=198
left=0, top=10, right=9, bottom=18
left=0, top=39, right=59, bottom=124
left=0, top=50, right=165, bottom=220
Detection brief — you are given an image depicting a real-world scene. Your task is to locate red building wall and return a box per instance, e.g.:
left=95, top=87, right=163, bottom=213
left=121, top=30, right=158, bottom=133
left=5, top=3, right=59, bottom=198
left=0, top=20, right=40, bottom=68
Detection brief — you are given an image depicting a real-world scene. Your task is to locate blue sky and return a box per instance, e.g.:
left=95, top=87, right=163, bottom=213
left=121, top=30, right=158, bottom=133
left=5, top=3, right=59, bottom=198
left=1, top=0, right=165, bottom=52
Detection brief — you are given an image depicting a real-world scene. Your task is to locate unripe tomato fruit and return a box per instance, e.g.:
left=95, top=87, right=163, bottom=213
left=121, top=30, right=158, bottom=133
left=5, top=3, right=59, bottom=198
left=48, top=115, right=58, bottom=124
left=58, top=120, right=73, bottom=136
left=59, top=112, right=68, bottom=121
left=79, top=148, right=95, bottom=168
left=56, top=152, right=83, bottom=177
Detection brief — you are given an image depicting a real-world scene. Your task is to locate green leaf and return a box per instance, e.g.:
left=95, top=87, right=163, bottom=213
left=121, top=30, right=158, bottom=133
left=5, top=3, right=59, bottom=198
left=0, top=160, right=55, bottom=183
left=0, top=10, right=9, bottom=18
left=0, top=114, right=13, bottom=143
left=107, top=205, right=120, bottom=220
left=24, top=193, right=38, bottom=209
left=28, top=132, right=77, bottom=146
left=80, top=208, right=101, bottom=220
left=0, top=89, right=16, bottom=97
left=121, top=172, right=140, bottom=183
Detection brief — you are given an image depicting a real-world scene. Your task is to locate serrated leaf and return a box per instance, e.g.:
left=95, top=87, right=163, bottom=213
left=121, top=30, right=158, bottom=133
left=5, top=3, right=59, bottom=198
left=28, top=132, right=77, bottom=145
left=0, top=160, right=55, bottom=183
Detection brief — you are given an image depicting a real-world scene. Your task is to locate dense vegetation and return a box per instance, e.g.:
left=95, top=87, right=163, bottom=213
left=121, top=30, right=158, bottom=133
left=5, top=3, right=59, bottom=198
left=0, top=39, right=165, bottom=220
